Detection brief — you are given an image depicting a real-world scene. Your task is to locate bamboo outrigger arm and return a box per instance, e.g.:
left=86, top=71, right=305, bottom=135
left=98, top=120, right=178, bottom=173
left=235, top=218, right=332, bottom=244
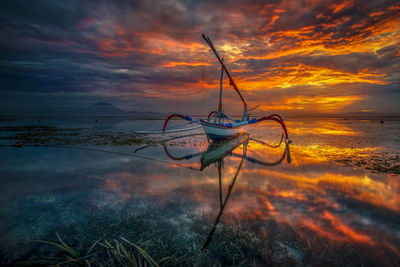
left=202, top=34, right=248, bottom=112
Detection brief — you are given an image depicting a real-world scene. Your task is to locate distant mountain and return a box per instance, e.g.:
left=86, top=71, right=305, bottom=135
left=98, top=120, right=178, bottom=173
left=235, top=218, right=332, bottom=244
left=64, top=102, right=164, bottom=117
left=92, top=102, right=114, bottom=107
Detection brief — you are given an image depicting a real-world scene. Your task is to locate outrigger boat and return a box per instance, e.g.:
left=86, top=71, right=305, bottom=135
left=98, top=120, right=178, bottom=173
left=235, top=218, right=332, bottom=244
left=163, top=34, right=291, bottom=144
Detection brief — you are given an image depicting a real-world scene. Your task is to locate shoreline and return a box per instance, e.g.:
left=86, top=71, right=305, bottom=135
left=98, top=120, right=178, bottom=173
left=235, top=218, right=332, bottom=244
left=1, top=115, right=400, bottom=121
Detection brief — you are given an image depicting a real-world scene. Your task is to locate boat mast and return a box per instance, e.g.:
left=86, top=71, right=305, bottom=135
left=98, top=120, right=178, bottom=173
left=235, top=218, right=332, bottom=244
left=218, top=58, right=224, bottom=123
left=202, top=34, right=248, bottom=120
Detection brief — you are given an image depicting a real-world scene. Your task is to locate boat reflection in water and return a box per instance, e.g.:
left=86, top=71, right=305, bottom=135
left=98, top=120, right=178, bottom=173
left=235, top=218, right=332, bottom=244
left=163, top=132, right=291, bottom=250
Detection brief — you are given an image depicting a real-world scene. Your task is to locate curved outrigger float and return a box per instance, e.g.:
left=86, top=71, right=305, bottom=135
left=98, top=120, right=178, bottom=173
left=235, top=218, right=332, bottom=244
left=163, top=34, right=291, bottom=145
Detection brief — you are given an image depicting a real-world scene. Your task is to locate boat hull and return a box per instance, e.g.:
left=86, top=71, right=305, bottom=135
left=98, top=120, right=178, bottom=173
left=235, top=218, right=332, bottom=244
left=200, top=132, right=248, bottom=169
left=201, top=121, right=245, bottom=141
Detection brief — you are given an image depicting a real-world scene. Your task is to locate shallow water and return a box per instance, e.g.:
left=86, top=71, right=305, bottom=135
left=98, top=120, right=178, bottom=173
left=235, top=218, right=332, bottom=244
left=0, top=118, right=399, bottom=266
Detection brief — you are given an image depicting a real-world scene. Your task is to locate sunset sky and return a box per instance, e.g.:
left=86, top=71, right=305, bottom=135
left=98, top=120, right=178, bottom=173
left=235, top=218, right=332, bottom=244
left=0, top=0, right=399, bottom=115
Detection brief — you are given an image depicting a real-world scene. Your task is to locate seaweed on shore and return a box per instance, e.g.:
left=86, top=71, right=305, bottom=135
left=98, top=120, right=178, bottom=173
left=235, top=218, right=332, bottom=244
left=0, top=125, right=160, bottom=147
left=336, top=153, right=400, bottom=175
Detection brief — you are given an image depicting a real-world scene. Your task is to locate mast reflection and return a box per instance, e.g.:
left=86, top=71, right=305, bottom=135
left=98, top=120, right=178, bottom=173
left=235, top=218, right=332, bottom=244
left=163, top=132, right=290, bottom=250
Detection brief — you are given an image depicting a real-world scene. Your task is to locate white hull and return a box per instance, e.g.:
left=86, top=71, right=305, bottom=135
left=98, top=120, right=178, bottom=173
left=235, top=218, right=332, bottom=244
left=202, top=122, right=245, bottom=140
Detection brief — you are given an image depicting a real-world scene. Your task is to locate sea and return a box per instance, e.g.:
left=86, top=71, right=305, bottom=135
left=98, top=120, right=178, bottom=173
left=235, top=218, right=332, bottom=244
left=0, top=116, right=399, bottom=266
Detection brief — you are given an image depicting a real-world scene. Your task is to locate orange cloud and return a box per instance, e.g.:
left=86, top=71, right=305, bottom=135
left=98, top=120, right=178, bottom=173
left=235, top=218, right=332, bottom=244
left=258, top=95, right=363, bottom=112
left=239, top=64, right=386, bottom=92
left=161, top=61, right=211, bottom=68
left=331, top=0, right=353, bottom=14
left=239, top=13, right=400, bottom=61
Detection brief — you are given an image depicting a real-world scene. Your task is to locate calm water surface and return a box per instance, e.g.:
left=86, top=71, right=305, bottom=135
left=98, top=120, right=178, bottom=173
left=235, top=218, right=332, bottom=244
left=0, top=118, right=399, bottom=266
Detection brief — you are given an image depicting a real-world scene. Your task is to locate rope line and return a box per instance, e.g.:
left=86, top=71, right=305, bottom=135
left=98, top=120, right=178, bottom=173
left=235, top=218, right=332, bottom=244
left=134, top=125, right=202, bottom=134
left=39, top=144, right=202, bottom=171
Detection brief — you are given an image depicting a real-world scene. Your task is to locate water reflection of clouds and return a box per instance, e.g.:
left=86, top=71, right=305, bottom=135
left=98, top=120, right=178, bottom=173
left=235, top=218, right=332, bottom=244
left=288, top=121, right=361, bottom=136
left=97, top=119, right=399, bottom=259
left=1, top=119, right=398, bottom=265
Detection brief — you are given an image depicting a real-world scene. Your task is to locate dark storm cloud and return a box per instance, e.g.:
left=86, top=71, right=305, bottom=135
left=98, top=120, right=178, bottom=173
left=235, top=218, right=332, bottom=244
left=0, top=0, right=399, bottom=113
left=0, top=0, right=210, bottom=94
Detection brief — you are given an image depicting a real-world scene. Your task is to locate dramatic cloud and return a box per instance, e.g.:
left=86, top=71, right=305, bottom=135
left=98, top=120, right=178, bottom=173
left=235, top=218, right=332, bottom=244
left=0, top=0, right=399, bottom=114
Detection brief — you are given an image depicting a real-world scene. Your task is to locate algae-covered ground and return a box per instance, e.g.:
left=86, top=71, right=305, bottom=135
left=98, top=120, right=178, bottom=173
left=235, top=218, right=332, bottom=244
left=0, top=125, right=159, bottom=147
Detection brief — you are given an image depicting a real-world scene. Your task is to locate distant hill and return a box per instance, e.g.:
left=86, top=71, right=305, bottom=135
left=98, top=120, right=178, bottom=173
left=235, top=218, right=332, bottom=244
left=65, top=102, right=164, bottom=117
left=0, top=102, right=165, bottom=117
